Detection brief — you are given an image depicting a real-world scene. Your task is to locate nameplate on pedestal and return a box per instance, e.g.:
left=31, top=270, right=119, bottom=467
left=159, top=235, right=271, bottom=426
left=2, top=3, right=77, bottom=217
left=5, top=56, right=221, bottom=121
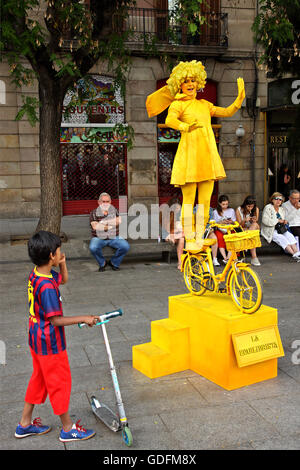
left=232, top=326, right=284, bottom=368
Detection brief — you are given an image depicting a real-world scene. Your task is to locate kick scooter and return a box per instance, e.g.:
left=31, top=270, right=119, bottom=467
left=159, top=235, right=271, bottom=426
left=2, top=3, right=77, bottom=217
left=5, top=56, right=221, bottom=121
left=78, top=308, right=133, bottom=447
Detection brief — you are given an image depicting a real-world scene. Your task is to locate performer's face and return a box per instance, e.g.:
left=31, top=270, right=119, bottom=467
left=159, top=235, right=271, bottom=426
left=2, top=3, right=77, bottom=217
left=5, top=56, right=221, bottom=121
left=181, top=77, right=197, bottom=96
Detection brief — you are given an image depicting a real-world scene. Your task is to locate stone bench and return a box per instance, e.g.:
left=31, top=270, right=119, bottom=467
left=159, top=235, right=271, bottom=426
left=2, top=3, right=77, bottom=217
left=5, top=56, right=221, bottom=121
left=83, top=238, right=177, bottom=263
left=256, top=237, right=282, bottom=255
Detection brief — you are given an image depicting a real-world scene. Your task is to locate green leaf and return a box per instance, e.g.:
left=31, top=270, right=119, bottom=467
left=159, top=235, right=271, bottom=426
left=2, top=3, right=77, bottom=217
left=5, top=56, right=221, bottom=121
left=189, top=23, right=198, bottom=35
left=15, top=95, right=40, bottom=127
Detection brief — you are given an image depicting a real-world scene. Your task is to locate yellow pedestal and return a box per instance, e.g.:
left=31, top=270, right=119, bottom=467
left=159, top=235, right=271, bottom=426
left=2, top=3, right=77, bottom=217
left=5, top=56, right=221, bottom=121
left=132, top=293, right=284, bottom=390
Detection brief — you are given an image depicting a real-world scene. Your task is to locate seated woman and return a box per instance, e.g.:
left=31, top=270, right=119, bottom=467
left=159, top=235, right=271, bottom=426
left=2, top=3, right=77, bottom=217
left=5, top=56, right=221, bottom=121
left=212, top=195, right=236, bottom=264
left=160, top=196, right=185, bottom=270
left=236, top=195, right=261, bottom=266
left=261, top=192, right=300, bottom=260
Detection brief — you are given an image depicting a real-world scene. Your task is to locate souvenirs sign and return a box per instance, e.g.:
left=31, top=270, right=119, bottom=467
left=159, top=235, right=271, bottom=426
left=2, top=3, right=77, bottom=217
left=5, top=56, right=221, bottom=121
left=232, top=326, right=284, bottom=368
left=62, top=75, right=124, bottom=125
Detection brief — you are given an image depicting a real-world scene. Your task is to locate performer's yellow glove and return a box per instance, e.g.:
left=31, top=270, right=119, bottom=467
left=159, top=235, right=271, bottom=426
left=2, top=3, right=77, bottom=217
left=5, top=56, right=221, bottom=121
left=189, top=121, right=203, bottom=132
left=236, top=77, right=245, bottom=107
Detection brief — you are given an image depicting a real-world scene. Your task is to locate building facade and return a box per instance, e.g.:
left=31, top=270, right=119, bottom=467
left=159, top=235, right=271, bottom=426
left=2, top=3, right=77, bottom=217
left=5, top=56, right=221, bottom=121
left=1, top=0, right=295, bottom=220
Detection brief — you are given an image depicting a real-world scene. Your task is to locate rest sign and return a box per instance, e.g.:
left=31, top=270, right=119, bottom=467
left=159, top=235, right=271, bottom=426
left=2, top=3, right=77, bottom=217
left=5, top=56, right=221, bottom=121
left=232, top=326, right=284, bottom=368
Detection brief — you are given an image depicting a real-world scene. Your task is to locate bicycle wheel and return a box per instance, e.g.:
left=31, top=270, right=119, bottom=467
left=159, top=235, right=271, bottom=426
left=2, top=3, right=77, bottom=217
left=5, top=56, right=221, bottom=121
left=183, top=255, right=210, bottom=296
left=229, top=266, right=262, bottom=314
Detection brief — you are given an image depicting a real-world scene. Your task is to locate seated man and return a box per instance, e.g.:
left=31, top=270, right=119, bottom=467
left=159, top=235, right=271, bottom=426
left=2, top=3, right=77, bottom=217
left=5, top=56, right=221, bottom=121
left=89, top=192, right=130, bottom=271
left=283, top=189, right=300, bottom=240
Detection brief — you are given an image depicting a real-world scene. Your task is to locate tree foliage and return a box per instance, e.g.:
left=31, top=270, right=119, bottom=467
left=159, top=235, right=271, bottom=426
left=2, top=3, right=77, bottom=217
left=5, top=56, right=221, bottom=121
left=252, top=0, right=300, bottom=77
left=0, top=0, right=133, bottom=123
left=253, top=0, right=300, bottom=161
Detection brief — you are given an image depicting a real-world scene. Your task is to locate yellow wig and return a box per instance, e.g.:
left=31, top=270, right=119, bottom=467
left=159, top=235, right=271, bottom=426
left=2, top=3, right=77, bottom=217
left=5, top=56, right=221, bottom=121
left=166, top=60, right=207, bottom=97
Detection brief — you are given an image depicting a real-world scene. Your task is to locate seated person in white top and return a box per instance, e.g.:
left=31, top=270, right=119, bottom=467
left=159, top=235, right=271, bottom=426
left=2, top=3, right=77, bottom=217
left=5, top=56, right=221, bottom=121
left=283, top=190, right=300, bottom=241
left=236, top=195, right=261, bottom=266
left=261, top=192, right=300, bottom=261
left=212, top=195, right=236, bottom=264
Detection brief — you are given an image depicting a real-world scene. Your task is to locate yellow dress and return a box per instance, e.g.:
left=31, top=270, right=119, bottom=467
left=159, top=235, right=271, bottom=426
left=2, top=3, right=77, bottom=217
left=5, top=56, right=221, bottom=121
left=165, top=94, right=241, bottom=186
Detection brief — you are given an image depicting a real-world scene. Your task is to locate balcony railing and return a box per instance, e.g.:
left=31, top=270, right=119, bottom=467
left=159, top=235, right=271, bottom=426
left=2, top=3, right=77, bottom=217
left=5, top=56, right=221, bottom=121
left=115, top=8, right=228, bottom=48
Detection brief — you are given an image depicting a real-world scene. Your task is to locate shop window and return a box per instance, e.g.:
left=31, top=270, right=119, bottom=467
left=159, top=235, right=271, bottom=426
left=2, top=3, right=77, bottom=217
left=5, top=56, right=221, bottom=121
left=61, top=141, right=126, bottom=204
left=61, top=75, right=127, bottom=215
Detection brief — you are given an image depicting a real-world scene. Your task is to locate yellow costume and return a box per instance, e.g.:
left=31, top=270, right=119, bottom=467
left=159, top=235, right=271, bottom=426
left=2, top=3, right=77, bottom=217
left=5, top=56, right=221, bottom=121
left=146, top=61, right=245, bottom=250
left=166, top=97, right=228, bottom=185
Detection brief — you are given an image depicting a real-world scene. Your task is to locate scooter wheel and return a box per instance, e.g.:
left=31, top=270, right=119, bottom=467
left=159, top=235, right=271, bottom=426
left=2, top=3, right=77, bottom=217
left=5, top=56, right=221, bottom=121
left=122, top=426, right=133, bottom=447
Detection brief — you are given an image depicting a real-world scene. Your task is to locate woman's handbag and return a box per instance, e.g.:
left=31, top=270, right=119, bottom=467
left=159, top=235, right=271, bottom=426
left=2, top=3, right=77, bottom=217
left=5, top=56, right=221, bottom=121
left=275, top=222, right=288, bottom=234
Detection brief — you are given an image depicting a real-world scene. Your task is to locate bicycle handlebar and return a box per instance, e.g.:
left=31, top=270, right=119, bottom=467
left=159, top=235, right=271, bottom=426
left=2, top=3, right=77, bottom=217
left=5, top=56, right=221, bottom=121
left=209, top=220, right=240, bottom=231
left=78, top=308, right=123, bottom=329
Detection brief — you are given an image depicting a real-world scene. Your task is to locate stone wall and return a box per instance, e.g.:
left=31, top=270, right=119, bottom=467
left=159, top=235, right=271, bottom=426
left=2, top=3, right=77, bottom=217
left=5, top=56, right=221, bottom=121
left=0, top=61, right=40, bottom=218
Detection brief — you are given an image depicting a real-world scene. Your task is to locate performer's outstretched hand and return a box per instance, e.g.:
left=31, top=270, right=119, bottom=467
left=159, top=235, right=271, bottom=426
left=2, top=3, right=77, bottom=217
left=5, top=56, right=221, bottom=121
left=237, top=77, right=245, bottom=102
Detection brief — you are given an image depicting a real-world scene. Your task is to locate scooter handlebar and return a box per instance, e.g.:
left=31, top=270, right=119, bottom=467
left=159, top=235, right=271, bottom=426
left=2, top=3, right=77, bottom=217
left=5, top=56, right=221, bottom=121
left=78, top=308, right=123, bottom=329
left=101, top=309, right=123, bottom=321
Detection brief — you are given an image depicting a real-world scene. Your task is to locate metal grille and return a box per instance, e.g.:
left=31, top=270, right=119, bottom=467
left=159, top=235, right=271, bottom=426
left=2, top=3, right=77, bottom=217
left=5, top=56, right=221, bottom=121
left=158, top=144, right=178, bottom=199
left=61, top=143, right=126, bottom=201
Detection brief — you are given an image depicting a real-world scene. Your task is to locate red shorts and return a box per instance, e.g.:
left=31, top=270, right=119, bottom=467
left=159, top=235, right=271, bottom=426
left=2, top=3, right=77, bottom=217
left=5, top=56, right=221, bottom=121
left=25, top=348, right=72, bottom=416
left=215, top=229, right=226, bottom=249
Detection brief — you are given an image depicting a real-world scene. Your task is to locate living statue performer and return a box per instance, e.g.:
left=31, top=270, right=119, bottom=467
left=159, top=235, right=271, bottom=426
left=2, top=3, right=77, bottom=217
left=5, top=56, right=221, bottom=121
left=146, top=60, right=245, bottom=251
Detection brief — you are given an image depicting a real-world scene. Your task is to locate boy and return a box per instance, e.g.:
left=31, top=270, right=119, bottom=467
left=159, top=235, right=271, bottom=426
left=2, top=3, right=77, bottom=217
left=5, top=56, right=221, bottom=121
left=15, top=231, right=99, bottom=442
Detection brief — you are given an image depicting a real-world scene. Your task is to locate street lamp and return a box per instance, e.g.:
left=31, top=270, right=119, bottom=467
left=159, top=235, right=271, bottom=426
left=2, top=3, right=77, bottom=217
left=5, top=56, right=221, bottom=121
left=236, top=124, right=245, bottom=155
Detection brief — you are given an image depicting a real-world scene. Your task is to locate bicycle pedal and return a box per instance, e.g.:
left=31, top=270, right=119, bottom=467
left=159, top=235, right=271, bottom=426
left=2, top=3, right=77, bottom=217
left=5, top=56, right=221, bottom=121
left=218, top=287, right=227, bottom=293
left=202, top=273, right=211, bottom=279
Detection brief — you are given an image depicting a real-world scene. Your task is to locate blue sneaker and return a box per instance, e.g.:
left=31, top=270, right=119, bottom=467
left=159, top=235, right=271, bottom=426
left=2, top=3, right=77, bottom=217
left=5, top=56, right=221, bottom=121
left=15, top=418, right=51, bottom=438
left=59, top=420, right=96, bottom=442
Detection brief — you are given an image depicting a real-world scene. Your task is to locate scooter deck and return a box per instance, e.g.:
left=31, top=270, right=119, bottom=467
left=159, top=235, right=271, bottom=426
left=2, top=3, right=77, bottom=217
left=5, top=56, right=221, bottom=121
left=91, top=396, right=121, bottom=432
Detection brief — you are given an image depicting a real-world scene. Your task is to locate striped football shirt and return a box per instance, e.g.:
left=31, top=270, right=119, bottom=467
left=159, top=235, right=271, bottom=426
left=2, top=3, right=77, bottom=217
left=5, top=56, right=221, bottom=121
left=28, top=267, right=66, bottom=355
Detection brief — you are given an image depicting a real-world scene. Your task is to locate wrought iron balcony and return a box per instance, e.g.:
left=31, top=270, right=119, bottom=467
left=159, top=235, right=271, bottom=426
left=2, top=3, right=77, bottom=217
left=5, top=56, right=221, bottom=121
left=115, top=8, right=228, bottom=51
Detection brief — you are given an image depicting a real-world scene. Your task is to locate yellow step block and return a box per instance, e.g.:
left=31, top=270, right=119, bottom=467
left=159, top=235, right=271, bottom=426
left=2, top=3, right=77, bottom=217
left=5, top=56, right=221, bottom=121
left=132, top=319, right=189, bottom=379
left=133, top=293, right=284, bottom=390
left=151, top=318, right=189, bottom=354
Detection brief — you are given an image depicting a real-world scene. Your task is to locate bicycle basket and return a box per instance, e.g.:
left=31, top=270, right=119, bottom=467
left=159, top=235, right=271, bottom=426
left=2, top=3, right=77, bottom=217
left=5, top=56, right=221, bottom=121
left=223, top=230, right=261, bottom=252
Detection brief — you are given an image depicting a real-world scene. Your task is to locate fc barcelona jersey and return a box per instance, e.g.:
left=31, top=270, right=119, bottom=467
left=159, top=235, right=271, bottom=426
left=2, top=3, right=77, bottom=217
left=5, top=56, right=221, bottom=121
left=28, top=267, right=66, bottom=355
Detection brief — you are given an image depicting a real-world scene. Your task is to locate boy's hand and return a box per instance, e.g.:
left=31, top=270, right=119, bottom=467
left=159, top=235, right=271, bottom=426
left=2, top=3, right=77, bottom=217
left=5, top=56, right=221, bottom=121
left=59, top=253, right=66, bottom=264
left=85, top=315, right=100, bottom=327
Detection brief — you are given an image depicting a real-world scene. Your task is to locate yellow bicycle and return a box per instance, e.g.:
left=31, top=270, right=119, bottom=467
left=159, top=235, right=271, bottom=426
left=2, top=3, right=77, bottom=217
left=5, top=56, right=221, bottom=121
left=181, top=221, right=263, bottom=314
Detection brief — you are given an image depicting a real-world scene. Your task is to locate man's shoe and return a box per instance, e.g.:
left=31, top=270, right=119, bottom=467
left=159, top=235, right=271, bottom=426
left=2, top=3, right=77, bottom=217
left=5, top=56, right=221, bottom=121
left=59, top=420, right=96, bottom=442
left=108, top=260, right=120, bottom=271
left=98, top=261, right=107, bottom=272
left=15, top=418, right=51, bottom=439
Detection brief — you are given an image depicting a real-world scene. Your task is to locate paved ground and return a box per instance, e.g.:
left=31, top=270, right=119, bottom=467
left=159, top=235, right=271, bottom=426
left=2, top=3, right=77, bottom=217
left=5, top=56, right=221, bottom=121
left=0, top=216, right=300, bottom=451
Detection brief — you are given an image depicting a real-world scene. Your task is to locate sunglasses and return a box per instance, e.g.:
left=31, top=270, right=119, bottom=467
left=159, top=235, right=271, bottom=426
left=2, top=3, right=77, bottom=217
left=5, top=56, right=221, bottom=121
left=274, top=197, right=283, bottom=201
